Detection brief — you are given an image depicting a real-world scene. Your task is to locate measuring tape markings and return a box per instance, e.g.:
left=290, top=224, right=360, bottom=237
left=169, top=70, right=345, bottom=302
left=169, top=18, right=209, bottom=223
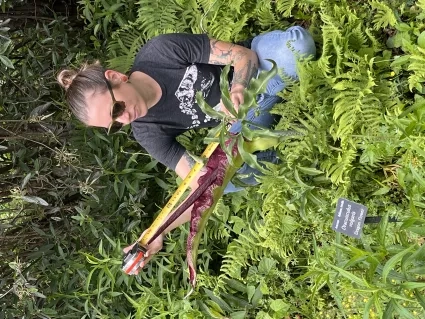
left=139, top=141, right=220, bottom=247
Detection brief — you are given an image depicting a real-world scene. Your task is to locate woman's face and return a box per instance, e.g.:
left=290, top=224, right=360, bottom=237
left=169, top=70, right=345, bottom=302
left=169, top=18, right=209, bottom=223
left=84, top=71, right=148, bottom=129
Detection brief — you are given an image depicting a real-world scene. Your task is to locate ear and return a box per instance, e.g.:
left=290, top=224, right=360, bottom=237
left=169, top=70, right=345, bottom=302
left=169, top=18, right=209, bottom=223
left=104, top=70, right=128, bottom=84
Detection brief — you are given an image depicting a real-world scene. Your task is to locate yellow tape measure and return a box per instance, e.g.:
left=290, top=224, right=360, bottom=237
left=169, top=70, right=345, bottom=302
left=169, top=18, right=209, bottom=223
left=139, top=141, right=220, bottom=246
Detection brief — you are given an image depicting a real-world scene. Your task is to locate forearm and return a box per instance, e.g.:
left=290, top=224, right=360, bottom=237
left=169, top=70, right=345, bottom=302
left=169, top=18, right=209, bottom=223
left=231, top=50, right=259, bottom=90
left=208, top=39, right=259, bottom=89
left=161, top=204, right=192, bottom=235
left=162, top=152, right=203, bottom=235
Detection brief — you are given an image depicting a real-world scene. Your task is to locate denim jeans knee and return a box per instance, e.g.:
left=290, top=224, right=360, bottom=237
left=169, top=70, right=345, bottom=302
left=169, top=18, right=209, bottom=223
left=251, top=26, right=316, bottom=96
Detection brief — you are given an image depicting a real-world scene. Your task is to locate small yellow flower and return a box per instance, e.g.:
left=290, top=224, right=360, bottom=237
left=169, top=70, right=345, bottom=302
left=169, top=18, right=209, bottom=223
left=390, top=71, right=395, bottom=76
left=363, top=298, right=368, bottom=302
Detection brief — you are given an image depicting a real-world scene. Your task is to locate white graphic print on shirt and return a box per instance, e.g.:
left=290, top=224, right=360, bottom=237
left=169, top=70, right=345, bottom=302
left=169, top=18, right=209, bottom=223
left=175, top=65, right=215, bottom=128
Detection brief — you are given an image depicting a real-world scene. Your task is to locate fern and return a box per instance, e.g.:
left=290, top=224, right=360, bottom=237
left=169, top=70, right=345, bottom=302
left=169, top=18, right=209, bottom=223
left=135, top=0, right=188, bottom=39
left=205, top=199, right=232, bottom=241
left=218, top=221, right=269, bottom=283
left=207, top=13, right=249, bottom=41
left=407, top=47, right=425, bottom=92
left=228, top=0, right=246, bottom=14
left=321, top=148, right=357, bottom=185
left=107, top=23, right=145, bottom=72
left=370, top=0, right=398, bottom=30
left=276, top=0, right=296, bottom=17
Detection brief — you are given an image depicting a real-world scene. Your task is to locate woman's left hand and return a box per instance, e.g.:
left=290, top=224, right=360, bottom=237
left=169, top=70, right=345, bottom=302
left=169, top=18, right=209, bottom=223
left=229, top=84, right=245, bottom=111
left=220, top=84, right=245, bottom=116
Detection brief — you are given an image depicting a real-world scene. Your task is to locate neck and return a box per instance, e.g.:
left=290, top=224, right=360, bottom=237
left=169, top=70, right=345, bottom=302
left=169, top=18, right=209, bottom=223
left=129, top=71, right=162, bottom=109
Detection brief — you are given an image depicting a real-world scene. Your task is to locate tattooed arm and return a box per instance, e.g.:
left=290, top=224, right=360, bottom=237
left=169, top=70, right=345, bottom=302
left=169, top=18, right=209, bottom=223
left=208, top=38, right=259, bottom=110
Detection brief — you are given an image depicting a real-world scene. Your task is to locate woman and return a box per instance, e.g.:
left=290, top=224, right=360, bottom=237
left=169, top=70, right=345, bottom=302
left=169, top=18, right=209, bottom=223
left=57, top=26, right=316, bottom=273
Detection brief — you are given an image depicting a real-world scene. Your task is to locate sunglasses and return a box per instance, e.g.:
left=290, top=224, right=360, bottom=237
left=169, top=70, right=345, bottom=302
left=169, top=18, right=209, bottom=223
left=104, top=75, right=126, bottom=135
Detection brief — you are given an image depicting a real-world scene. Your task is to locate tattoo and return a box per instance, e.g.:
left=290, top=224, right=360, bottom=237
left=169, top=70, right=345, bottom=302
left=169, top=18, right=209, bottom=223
left=183, top=152, right=208, bottom=173
left=183, top=152, right=197, bottom=169
left=209, top=40, right=246, bottom=65
left=209, top=39, right=258, bottom=88
left=232, top=59, right=259, bottom=87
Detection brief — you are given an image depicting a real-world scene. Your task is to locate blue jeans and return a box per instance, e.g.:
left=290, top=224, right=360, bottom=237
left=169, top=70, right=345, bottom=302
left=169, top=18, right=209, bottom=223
left=224, top=26, right=316, bottom=194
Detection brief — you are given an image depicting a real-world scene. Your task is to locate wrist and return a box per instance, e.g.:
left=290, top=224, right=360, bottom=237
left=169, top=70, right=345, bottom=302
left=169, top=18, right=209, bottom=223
left=231, top=83, right=246, bottom=91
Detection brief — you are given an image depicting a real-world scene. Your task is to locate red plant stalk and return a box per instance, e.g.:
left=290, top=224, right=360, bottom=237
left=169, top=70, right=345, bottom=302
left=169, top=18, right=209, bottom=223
left=186, top=142, right=240, bottom=288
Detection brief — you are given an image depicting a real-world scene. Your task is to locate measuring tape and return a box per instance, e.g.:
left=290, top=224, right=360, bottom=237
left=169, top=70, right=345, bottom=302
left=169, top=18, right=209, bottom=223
left=122, top=140, right=220, bottom=275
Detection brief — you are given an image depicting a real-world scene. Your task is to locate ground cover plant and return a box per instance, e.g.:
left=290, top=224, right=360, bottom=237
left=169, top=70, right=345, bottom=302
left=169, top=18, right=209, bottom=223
left=1, top=0, right=425, bottom=318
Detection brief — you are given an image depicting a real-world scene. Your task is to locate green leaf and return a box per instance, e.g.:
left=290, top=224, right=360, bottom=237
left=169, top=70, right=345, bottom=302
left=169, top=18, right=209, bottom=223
left=418, top=31, right=425, bottom=49
left=327, top=263, right=367, bottom=287
left=258, top=257, right=276, bottom=274
left=203, top=288, right=232, bottom=313
left=108, top=291, right=123, bottom=297
left=327, top=277, right=347, bottom=318
left=297, top=166, right=324, bottom=176
left=33, top=291, right=46, bottom=298
left=237, top=135, right=265, bottom=173
left=154, top=177, right=169, bottom=190
left=0, top=39, right=11, bottom=54
left=199, top=301, right=224, bottom=318
left=196, top=91, right=226, bottom=120
left=251, top=285, right=263, bottom=307
left=21, top=195, right=49, bottom=206
left=269, top=299, right=290, bottom=314
left=398, top=99, right=425, bottom=118
left=223, top=278, right=247, bottom=293
left=21, top=172, right=32, bottom=189
left=400, top=281, right=425, bottom=289
left=0, top=55, right=14, bottom=68
left=372, top=186, right=390, bottom=196
left=230, top=311, right=246, bottom=319
left=410, top=164, right=425, bottom=187
left=382, top=245, right=416, bottom=283
left=383, top=299, right=395, bottom=319
left=237, top=59, right=278, bottom=118
left=414, top=289, right=425, bottom=312
left=392, top=300, right=416, bottom=319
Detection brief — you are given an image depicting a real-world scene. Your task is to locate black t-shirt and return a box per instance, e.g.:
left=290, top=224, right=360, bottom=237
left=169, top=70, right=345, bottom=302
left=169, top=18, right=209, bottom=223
left=130, top=33, right=223, bottom=170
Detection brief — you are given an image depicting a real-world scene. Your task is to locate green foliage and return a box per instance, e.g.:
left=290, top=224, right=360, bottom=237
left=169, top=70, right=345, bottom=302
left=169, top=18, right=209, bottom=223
left=2, top=0, right=425, bottom=318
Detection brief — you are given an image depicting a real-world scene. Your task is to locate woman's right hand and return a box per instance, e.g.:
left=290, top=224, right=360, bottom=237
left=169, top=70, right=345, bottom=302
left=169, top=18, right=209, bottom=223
left=123, top=230, right=164, bottom=274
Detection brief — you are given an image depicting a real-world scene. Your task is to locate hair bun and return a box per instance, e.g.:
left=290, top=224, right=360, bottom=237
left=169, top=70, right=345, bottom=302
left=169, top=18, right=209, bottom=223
left=57, top=69, right=78, bottom=90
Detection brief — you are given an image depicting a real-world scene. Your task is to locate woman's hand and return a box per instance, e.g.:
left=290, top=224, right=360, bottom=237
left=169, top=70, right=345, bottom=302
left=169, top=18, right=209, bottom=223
left=123, top=231, right=164, bottom=274
left=230, top=83, right=245, bottom=110
left=220, top=83, right=245, bottom=117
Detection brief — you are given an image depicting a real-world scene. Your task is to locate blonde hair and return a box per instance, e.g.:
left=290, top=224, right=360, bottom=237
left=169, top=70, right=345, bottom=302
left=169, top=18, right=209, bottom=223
left=57, top=61, right=107, bottom=123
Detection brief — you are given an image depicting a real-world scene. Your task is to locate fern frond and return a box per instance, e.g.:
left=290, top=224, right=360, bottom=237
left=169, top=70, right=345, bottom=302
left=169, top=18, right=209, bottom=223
left=107, top=24, right=145, bottom=72
left=370, top=0, right=397, bottom=30
left=275, top=0, right=296, bottom=17
left=408, top=51, right=425, bottom=91
left=252, top=0, right=289, bottom=33
left=218, top=221, right=268, bottom=283
left=136, top=0, right=187, bottom=39
left=321, top=148, right=357, bottom=185
left=228, top=0, right=246, bottom=14
left=349, top=23, right=368, bottom=49
left=207, top=14, right=249, bottom=41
